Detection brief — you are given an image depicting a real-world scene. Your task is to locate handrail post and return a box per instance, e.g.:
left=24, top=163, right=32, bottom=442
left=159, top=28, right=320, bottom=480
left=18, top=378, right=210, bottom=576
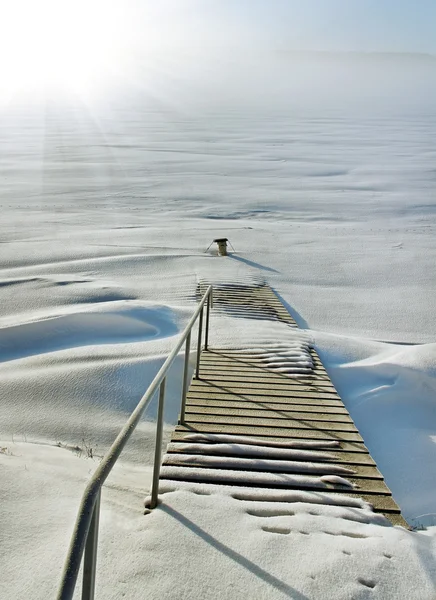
left=194, top=307, right=204, bottom=379
left=204, top=290, right=212, bottom=351
left=82, top=489, right=101, bottom=600
left=180, top=332, right=191, bottom=425
left=149, top=379, right=166, bottom=509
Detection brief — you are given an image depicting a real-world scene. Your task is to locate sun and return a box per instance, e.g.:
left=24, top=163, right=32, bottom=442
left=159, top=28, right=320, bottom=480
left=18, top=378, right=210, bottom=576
left=0, top=0, right=132, bottom=99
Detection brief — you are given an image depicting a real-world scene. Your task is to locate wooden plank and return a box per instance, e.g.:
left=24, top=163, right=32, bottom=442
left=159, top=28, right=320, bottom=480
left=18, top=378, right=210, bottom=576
left=210, top=293, right=289, bottom=303
left=159, top=467, right=392, bottom=495
left=197, top=365, right=319, bottom=376
left=175, top=424, right=364, bottom=443
left=196, top=372, right=335, bottom=386
left=212, top=302, right=289, bottom=311
left=203, top=351, right=309, bottom=358
left=199, top=367, right=326, bottom=376
left=184, top=406, right=354, bottom=423
left=182, top=413, right=359, bottom=432
left=185, top=398, right=349, bottom=412
left=162, top=455, right=383, bottom=480
left=171, top=430, right=369, bottom=454
left=186, top=389, right=343, bottom=402
left=204, top=351, right=310, bottom=358
left=199, top=359, right=328, bottom=372
left=191, top=379, right=337, bottom=392
left=200, top=359, right=328, bottom=371
left=198, top=356, right=312, bottom=367
left=198, top=363, right=332, bottom=376
left=166, top=443, right=376, bottom=466
left=190, top=380, right=339, bottom=394
left=165, top=444, right=377, bottom=468
left=198, top=357, right=321, bottom=366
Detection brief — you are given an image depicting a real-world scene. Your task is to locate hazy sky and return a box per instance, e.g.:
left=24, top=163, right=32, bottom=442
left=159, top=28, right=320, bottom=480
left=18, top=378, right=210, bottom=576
left=233, top=0, right=436, bottom=53
left=140, top=0, right=436, bottom=55
left=1, top=0, right=435, bottom=104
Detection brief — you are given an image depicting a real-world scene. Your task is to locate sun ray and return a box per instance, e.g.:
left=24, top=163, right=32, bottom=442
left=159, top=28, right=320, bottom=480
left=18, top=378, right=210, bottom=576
left=0, top=0, right=133, bottom=102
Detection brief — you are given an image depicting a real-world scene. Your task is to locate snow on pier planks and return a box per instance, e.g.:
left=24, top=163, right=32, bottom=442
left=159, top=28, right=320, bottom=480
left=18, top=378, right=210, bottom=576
left=161, top=282, right=407, bottom=527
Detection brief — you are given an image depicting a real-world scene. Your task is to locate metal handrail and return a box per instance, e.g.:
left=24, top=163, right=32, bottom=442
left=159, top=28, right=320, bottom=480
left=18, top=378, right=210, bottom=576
left=57, top=286, right=213, bottom=600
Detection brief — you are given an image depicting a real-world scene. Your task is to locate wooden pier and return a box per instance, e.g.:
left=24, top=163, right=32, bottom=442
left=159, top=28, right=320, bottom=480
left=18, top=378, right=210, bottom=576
left=159, top=282, right=407, bottom=527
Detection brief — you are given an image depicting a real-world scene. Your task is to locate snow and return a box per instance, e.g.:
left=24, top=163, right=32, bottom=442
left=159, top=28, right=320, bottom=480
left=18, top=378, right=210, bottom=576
left=182, top=433, right=341, bottom=449
left=0, top=440, right=153, bottom=599
left=0, top=303, right=180, bottom=361
left=135, top=486, right=436, bottom=600
left=1, top=77, right=436, bottom=597
left=166, top=441, right=340, bottom=461
left=315, top=333, right=436, bottom=528
left=210, top=334, right=315, bottom=375
left=158, top=480, right=370, bottom=509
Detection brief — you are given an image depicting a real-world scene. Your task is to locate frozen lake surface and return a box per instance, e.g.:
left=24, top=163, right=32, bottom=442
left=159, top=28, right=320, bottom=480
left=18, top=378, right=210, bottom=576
left=1, top=98, right=436, bottom=598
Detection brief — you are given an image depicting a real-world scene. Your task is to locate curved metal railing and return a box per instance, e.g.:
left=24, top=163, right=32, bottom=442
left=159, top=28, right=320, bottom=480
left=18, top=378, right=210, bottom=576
left=57, top=286, right=213, bottom=600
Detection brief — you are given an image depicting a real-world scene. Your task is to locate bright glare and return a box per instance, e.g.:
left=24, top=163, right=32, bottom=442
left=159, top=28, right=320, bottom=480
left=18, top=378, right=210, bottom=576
left=0, top=0, right=131, bottom=98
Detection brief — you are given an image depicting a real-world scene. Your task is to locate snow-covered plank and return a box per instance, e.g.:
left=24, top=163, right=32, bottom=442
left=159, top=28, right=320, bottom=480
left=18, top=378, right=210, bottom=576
left=166, top=441, right=376, bottom=466
left=159, top=466, right=391, bottom=495
left=166, top=441, right=339, bottom=461
left=159, top=465, right=355, bottom=489
left=162, top=453, right=382, bottom=479
left=171, top=430, right=369, bottom=453
left=163, top=452, right=356, bottom=475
